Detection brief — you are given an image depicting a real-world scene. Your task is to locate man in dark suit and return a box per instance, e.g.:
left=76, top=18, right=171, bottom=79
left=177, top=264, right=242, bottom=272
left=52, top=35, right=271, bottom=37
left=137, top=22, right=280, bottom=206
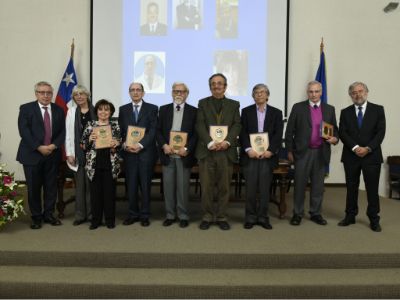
left=338, top=82, right=386, bottom=232
left=176, top=0, right=201, bottom=29
left=119, top=82, right=158, bottom=227
left=140, top=2, right=167, bottom=36
left=285, top=81, right=338, bottom=226
left=156, top=82, right=197, bottom=228
left=17, top=81, right=65, bottom=229
left=195, top=73, right=241, bottom=230
left=239, top=84, right=283, bottom=230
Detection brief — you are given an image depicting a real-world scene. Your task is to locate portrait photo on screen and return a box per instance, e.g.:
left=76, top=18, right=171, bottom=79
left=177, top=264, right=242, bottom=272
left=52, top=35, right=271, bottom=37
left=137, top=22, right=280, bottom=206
left=216, top=0, right=238, bottom=39
left=140, top=0, right=168, bottom=36
left=173, top=0, right=203, bottom=30
left=134, top=52, right=166, bottom=93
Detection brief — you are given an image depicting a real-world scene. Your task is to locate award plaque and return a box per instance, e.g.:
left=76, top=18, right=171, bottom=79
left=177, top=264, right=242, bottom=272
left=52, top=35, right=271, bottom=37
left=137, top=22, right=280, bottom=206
left=126, top=126, right=145, bottom=147
left=250, top=132, right=269, bottom=155
left=93, top=125, right=112, bottom=149
left=209, top=125, right=228, bottom=143
left=169, top=131, right=188, bottom=152
left=320, top=121, right=334, bottom=139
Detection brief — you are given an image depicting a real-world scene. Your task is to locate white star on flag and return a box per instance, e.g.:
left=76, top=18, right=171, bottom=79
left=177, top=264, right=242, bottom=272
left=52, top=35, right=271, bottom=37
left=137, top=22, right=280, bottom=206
left=62, top=72, right=76, bottom=87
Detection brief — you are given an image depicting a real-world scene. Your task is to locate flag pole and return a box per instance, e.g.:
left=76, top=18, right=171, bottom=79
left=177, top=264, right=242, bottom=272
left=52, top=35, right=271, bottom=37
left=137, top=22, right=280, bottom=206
left=70, top=39, right=75, bottom=60
left=320, top=37, right=324, bottom=53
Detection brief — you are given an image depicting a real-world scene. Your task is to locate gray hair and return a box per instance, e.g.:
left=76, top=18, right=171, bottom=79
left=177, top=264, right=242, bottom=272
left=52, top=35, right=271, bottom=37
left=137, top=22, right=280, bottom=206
left=348, top=81, right=369, bottom=95
left=72, top=85, right=91, bottom=102
left=307, top=80, right=322, bottom=90
left=252, top=83, right=270, bottom=97
left=34, top=81, right=53, bottom=92
left=172, top=82, right=190, bottom=94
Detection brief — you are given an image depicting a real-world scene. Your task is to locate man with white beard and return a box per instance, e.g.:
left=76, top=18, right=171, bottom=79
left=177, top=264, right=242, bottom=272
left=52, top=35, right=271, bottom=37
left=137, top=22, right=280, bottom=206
left=156, top=82, right=198, bottom=228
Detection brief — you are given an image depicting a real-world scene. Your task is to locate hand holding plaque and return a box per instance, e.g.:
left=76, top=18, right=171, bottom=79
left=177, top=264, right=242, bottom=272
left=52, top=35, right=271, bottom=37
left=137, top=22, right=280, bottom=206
left=169, top=131, right=188, bottom=154
left=320, top=121, right=334, bottom=139
left=126, top=126, right=145, bottom=147
left=250, top=132, right=269, bottom=155
left=93, top=125, right=112, bottom=149
left=209, top=125, right=228, bottom=143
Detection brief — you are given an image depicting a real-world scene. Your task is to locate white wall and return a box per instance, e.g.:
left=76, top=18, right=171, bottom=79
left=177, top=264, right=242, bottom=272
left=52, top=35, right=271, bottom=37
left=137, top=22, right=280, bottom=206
left=0, top=0, right=399, bottom=196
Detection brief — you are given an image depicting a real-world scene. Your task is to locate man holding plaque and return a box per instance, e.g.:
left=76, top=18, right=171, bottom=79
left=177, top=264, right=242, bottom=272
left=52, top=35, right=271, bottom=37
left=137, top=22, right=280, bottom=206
left=239, top=84, right=283, bottom=230
left=119, top=82, right=158, bottom=227
left=285, top=81, right=338, bottom=226
left=156, top=82, right=198, bottom=228
left=195, top=73, right=241, bottom=230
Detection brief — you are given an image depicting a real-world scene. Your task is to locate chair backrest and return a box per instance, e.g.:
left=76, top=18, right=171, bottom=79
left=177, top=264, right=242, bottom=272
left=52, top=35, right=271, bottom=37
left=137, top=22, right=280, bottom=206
left=387, top=156, right=400, bottom=179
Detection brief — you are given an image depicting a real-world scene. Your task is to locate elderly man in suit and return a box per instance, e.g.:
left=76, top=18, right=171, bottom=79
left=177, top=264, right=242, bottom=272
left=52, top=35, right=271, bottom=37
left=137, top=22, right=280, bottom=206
left=156, top=82, right=197, bottom=228
left=285, top=81, right=338, bottom=226
left=338, top=82, right=386, bottom=232
left=119, top=82, right=158, bottom=227
left=176, top=0, right=201, bottom=29
left=140, top=2, right=167, bottom=36
left=17, top=81, right=65, bottom=229
left=195, top=73, right=241, bottom=230
left=239, top=84, right=283, bottom=230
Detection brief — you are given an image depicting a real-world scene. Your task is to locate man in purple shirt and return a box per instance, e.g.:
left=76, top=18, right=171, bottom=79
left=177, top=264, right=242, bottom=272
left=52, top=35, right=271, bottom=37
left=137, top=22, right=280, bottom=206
left=285, top=81, right=339, bottom=226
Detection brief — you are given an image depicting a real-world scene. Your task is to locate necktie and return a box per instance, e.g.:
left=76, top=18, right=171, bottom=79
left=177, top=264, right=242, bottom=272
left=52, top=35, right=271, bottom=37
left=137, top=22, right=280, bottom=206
left=43, top=106, right=51, bottom=145
left=134, top=104, right=139, bottom=123
left=176, top=105, right=181, bottom=111
left=313, top=104, right=318, bottom=109
left=357, top=106, right=363, bottom=128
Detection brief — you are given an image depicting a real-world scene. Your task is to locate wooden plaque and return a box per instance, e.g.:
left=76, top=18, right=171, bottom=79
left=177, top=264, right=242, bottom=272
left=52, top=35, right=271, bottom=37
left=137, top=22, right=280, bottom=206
left=169, top=131, right=188, bottom=152
left=320, top=121, right=334, bottom=139
left=126, top=126, right=146, bottom=147
left=93, top=125, right=112, bottom=149
left=250, top=132, right=269, bottom=155
left=209, top=125, right=228, bottom=143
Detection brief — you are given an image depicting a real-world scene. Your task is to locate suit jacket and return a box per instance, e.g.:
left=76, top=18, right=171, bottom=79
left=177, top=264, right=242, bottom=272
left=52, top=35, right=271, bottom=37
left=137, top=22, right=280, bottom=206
left=176, top=3, right=201, bottom=29
left=140, top=23, right=167, bottom=36
left=239, top=104, right=283, bottom=168
left=195, top=96, right=241, bottom=163
left=118, top=101, right=158, bottom=163
left=285, top=100, right=338, bottom=164
left=17, top=101, right=65, bottom=165
left=156, top=103, right=198, bottom=168
left=339, top=101, right=385, bottom=165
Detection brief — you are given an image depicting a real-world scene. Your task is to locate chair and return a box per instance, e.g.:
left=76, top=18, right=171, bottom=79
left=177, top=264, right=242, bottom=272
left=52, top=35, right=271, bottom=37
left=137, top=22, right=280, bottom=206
left=387, top=156, right=400, bottom=199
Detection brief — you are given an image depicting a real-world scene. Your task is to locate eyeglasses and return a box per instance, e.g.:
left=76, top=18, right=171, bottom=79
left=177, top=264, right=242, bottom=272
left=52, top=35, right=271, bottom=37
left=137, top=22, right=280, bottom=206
left=173, top=90, right=187, bottom=94
left=36, top=91, right=53, bottom=96
left=129, top=88, right=143, bottom=93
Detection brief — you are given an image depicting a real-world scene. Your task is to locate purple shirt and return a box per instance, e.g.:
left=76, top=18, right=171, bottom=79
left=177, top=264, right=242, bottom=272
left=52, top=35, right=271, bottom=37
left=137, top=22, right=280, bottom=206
left=257, top=105, right=267, bottom=133
left=309, top=104, right=323, bottom=148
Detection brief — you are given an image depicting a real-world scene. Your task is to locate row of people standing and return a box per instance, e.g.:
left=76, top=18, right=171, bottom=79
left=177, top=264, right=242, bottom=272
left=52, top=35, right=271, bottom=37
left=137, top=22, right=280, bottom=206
left=17, top=75, right=385, bottom=233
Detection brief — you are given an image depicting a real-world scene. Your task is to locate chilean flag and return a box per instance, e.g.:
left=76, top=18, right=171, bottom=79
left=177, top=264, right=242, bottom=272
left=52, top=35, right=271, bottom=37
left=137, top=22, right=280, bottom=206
left=55, top=57, right=77, bottom=115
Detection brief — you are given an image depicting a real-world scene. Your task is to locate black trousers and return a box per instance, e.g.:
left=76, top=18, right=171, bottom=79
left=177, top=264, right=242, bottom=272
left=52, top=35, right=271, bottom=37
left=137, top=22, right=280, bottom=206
left=90, top=168, right=116, bottom=226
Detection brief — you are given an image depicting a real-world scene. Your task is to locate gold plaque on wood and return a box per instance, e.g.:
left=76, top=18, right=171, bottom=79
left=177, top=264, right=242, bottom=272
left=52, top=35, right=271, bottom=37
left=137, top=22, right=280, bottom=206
left=320, top=121, right=334, bottom=139
left=209, top=125, right=228, bottom=143
left=93, top=125, right=112, bottom=149
left=169, top=131, right=188, bottom=152
left=126, top=126, right=145, bottom=147
left=250, top=132, right=269, bottom=155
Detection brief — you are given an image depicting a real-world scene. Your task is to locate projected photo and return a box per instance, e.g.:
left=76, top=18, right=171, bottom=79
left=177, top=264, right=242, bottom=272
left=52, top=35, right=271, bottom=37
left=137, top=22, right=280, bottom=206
left=140, top=0, right=168, bottom=36
left=134, top=52, right=166, bottom=93
left=214, top=50, right=248, bottom=96
left=174, top=0, right=202, bottom=30
left=216, top=0, right=238, bottom=39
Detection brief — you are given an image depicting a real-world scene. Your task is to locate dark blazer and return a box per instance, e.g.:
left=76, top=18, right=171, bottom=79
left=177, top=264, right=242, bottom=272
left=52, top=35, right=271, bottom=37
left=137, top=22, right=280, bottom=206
left=239, top=104, right=283, bottom=168
left=118, top=101, right=158, bottom=162
left=156, top=103, right=198, bottom=168
left=339, top=101, right=385, bottom=165
left=17, top=101, right=65, bottom=165
left=195, top=96, right=241, bottom=163
left=140, top=23, right=167, bottom=36
left=285, top=100, right=338, bottom=164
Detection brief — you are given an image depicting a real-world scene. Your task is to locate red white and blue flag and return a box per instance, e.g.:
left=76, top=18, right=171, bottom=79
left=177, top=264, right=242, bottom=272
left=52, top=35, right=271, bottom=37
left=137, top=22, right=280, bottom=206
left=55, top=57, right=77, bottom=115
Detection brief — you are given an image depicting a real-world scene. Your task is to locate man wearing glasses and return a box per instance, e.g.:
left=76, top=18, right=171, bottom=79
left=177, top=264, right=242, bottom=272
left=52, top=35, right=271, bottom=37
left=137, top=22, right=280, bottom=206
left=156, top=82, right=198, bottom=228
left=17, top=81, right=65, bottom=229
left=195, top=73, right=241, bottom=230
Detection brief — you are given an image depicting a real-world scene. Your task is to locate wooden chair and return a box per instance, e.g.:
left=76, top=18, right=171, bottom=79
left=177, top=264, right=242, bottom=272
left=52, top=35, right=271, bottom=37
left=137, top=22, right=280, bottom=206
left=387, top=156, right=400, bottom=199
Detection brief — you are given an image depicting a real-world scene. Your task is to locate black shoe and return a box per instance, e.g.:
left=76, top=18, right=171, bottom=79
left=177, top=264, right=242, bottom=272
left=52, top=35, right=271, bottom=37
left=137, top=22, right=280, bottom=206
left=43, top=216, right=62, bottom=226
left=162, top=218, right=176, bottom=227
left=106, top=223, right=115, bottom=229
left=310, top=215, right=328, bottom=225
left=199, top=221, right=210, bottom=230
left=243, top=222, right=254, bottom=229
left=123, top=216, right=140, bottom=225
left=73, top=219, right=86, bottom=226
left=89, top=224, right=98, bottom=230
left=259, top=222, right=273, bottom=230
left=290, top=214, right=302, bottom=226
left=370, top=223, right=382, bottom=232
left=338, top=216, right=356, bottom=226
left=141, top=219, right=150, bottom=227
left=179, top=220, right=189, bottom=228
left=216, top=221, right=230, bottom=230
left=30, top=220, right=42, bottom=230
